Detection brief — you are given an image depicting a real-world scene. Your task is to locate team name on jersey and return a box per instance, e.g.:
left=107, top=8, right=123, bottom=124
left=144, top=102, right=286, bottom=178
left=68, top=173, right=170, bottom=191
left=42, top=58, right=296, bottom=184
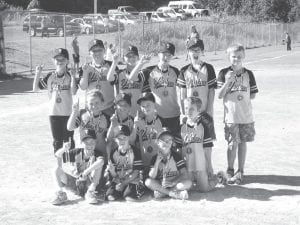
left=50, top=83, right=70, bottom=91
left=185, top=136, right=203, bottom=144
left=231, top=84, right=247, bottom=92
left=140, top=129, right=157, bottom=142
left=185, top=78, right=207, bottom=88
left=159, top=169, right=178, bottom=178
left=120, top=79, right=142, bottom=90
left=153, top=77, right=175, bottom=89
left=116, top=164, right=133, bottom=171
left=81, top=121, right=105, bottom=134
left=89, top=71, right=107, bottom=82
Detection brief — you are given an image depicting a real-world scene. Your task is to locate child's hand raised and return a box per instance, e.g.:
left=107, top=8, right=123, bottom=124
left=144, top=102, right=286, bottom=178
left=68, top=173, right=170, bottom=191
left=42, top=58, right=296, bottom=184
left=139, top=54, right=151, bottom=65
left=70, top=63, right=76, bottom=78
left=35, top=64, right=44, bottom=74
left=72, top=98, right=79, bottom=113
left=112, top=52, right=119, bottom=63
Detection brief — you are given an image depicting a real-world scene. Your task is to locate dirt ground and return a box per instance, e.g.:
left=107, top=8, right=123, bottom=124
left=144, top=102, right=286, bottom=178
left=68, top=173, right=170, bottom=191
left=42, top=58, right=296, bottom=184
left=0, top=44, right=300, bottom=225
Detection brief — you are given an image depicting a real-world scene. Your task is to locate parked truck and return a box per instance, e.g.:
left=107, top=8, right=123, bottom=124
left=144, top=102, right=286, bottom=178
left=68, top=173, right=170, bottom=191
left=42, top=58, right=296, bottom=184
left=108, top=6, right=139, bottom=16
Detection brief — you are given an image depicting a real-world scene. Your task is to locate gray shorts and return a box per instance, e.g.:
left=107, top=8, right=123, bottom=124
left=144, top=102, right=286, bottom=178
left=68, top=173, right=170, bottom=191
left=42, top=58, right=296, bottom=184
left=224, top=123, right=255, bottom=145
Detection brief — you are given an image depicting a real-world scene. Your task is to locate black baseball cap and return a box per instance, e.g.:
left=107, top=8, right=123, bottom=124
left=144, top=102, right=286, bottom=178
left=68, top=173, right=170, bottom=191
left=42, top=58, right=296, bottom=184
left=137, top=92, right=155, bottom=105
left=88, top=39, right=105, bottom=51
left=81, top=130, right=96, bottom=142
left=115, top=93, right=132, bottom=106
left=187, top=38, right=204, bottom=51
left=115, top=125, right=131, bottom=137
left=125, top=45, right=139, bottom=57
left=157, top=128, right=173, bottom=140
left=53, top=48, right=69, bottom=59
left=159, top=42, right=175, bottom=55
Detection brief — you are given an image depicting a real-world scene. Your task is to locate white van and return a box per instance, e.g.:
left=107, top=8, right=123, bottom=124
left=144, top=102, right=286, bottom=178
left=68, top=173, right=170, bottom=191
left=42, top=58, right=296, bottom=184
left=168, top=1, right=210, bottom=17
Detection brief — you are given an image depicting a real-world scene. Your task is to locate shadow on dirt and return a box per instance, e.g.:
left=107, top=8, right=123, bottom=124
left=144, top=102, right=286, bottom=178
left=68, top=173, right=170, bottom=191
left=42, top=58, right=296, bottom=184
left=0, top=76, right=33, bottom=96
left=188, top=175, right=300, bottom=202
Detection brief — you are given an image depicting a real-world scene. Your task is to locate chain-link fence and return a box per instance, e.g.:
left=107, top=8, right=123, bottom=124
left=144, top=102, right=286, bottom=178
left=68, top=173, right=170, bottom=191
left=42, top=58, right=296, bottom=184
left=2, top=10, right=299, bottom=75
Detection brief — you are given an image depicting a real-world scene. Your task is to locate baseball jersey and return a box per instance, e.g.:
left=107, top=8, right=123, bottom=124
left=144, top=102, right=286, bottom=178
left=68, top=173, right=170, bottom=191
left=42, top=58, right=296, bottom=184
left=140, top=65, right=181, bottom=118
left=177, top=63, right=217, bottom=112
left=79, top=61, right=115, bottom=110
left=109, top=145, right=143, bottom=183
left=134, top=115, right=164, bottom=167
left=38, top=71, right=73, bottom=116
left=181, top=122, right=206, bottom=172
left=75, top=109, right=109, bottom=158
left=62, top=148, right=104, bottom=178
left=112, top=68, right=145, bottom=116
left=217, top=67, right=258, bottom=124
left=150, top=150, right=186, bottom=184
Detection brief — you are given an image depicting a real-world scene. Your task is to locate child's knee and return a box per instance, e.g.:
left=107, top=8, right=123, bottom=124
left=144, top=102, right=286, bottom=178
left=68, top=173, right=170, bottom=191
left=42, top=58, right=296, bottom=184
left=145, top=178, right=156, bottom=188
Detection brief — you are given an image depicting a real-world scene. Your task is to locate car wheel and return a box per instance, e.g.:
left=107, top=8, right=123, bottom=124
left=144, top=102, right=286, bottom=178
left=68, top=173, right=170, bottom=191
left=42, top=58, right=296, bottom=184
left=85, top=27, right=90, bottom=34
left=57, top=28, right=64, bottom=37
left=29, top=28, right=36, bottom=37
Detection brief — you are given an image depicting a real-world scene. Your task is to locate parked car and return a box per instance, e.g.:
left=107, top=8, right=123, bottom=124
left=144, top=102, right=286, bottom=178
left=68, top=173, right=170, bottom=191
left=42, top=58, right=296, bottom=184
left=86, top=14, right=124, bottom=32
left=157, top=6, right=190, bottom=20
left=168, top=1, right=210, bottom=17
left=108, top=6, right=139, bottom=16
left=23, top=14, right=82, bottom=37
left=110, top=14, right=140, bottom=25
left=150, top=12, right=175, bottom=22
left=71, top=17, right=105, bottom=34
left=173, top=7, right=193, bottom=19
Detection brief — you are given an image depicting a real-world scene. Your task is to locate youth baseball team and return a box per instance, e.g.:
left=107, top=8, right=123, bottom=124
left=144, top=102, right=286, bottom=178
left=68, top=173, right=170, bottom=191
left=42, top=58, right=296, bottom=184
left=33, top=34, right=258, bottom=205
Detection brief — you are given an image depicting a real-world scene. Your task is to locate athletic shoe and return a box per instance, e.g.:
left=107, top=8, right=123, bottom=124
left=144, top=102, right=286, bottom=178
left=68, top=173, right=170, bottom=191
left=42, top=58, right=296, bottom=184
left=52, top=191, right=68, bottom=205
left=226, top=168, right=234, bottom=179
left=85, top=190, right=98, bottom=204
left=232, top=170, right=244, bottom=185
left=217, top=171, right=228, bottom=185
left=169, top=190, right=189, bottom=200
left=125, top=196, right=138, bottom=202
left=153, top=190, right=167, bottom=200
left=107, top=195, right=116, bottom=201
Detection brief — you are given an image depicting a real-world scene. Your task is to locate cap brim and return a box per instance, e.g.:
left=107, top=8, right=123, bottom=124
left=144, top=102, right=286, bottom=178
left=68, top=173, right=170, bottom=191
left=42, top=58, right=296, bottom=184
left=157, top=130, right=173, bottom=139
left=53, top=54, right=68, bottom=59
left=137, top=97, right=155, bottom=105
left=125, top=51, right=138, bottom=57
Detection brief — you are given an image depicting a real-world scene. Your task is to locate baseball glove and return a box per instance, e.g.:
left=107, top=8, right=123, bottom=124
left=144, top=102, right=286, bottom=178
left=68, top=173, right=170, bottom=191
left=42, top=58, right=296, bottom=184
left=76, top=177, right=87, bottom=197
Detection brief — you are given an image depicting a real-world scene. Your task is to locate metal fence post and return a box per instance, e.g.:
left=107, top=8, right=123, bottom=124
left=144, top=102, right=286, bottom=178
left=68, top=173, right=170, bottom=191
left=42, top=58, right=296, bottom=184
left=142, top=19, right=144, bottom=41
left=63, top=14, right=66, bottom=49
left=92, top=15, right=95, bottom=39
left=224, top=23, right=227, bottom=49
left=118, top=19, right=121, bottom=56
left=29, top=11, right=32, bottom=74
left=158, top=22, right=161, bottom=46
left=275, top=23, right=277, bottom=45
left=213, top=22, right=216, bottom=54
left=268, top=23, right=271, bottom=45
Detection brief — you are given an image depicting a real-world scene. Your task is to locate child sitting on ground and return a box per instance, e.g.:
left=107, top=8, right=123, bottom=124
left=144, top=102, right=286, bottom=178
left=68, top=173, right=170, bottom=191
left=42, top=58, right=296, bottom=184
left=52, top=130, right=105, bottom=205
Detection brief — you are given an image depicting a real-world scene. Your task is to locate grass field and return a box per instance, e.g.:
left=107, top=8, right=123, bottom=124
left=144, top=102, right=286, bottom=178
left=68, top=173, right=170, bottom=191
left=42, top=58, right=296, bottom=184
left=0, top=43, right=300, bottom=225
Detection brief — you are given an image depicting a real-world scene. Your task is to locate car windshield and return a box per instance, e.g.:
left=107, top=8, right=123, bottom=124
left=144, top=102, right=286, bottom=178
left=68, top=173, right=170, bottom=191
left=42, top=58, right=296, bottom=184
left=157, top=13, right=168, bottom=18
left=126, top=15, right=137, bottom=19
left=174, top=8, right=184, bottom=13
left=124, top=6, right=137, bottom=12
left=193, top=4, right=202, bottom=9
